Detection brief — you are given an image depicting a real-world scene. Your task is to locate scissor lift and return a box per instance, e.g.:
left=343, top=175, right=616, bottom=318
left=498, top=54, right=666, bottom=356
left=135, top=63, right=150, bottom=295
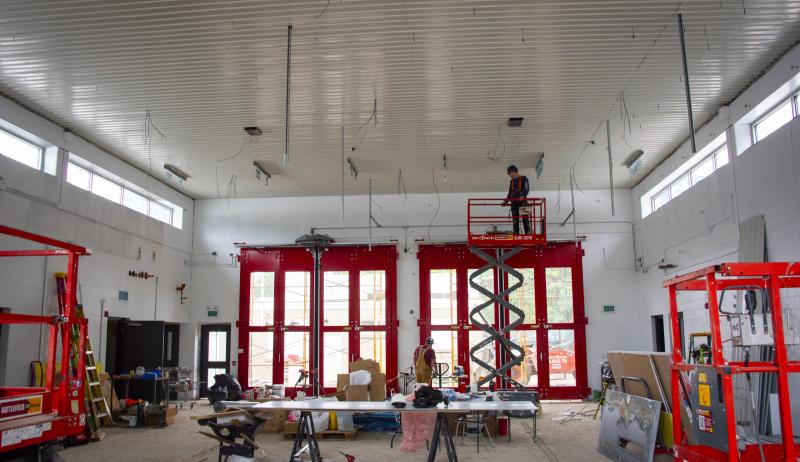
left=0, top=225, right=90, bottom=460
left=466, top=198, right=546, bottom=388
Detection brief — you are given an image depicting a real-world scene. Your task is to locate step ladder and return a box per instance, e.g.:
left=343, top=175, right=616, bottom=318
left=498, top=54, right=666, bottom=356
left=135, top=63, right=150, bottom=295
left=55, top=273, right=113, bottom=437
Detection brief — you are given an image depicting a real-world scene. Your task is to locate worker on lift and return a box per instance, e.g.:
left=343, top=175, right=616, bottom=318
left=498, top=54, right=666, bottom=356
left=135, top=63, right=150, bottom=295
left=414, top=337, right=436, bottom=386
left=503, top=164, right=531, bottom=234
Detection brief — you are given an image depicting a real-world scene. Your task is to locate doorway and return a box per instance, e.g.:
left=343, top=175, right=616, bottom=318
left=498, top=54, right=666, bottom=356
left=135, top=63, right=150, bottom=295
left=104, top=316, right=129, bottom=375
left=200, top=324, right=231, bottom=397
left=651, top=315, right=666, bottom=352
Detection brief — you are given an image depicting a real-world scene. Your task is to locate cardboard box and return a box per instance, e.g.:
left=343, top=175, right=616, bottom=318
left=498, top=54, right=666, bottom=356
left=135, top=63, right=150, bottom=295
left=345, top=384, right=370, bottom=402
left=349, top=359, right=381, bottom=377
left=369, top=373, right=386, bottom=401
left=284, top=421, right=300, bottom=433
left=260, top=410, right=289, bottom=433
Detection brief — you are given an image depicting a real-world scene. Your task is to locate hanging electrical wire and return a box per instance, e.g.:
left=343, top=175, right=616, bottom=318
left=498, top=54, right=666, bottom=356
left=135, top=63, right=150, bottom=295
left=486, top=125, right=506, bottom=163
left=142, top=110, right=167, bottom=174
left=427, top=168, right=441, bottom=243
left=397, top=169, right=408, bottom=201
left=284, top=24, right=293, bottom=165
left=442, top=155, right=448, bottom=182
left=314, top=0, right=330, bottom=19
left=357, top=96, right=378, bottom=147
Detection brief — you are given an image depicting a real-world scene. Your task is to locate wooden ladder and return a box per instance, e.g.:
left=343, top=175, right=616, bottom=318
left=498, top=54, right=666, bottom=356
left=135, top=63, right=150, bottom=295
left=56, top=272, right=113, bottom=438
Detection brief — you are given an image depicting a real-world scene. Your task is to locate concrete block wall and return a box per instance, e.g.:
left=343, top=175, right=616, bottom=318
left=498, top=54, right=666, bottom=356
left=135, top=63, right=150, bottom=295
left=0, top=94, right=195, bottom=386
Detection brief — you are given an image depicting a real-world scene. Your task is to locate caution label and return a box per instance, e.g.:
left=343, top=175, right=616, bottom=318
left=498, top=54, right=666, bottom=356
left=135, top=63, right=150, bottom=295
left=0, top=395, right=43, bottom=422
left=696, top=409, right=714, bottom=433
left=1, top=422, right=51, bottom=447
left=697, top=383, right=711, bottom=407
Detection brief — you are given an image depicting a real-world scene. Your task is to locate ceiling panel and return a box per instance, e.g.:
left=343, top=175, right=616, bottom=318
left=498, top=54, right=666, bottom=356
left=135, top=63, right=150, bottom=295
left=1, top=0, right=799, bottom=198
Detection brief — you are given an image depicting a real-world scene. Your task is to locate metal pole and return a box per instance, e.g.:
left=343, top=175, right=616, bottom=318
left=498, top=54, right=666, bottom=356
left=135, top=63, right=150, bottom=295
left=311, top=247, right=322, bottom=396
left=341, top=125, right=345, bottom=221
left=368, top=179, right=372, bottom=250
left=496, top=249, right=507, bottom=389
left=570, top=172, right=577, bottom=243
left=606, top=120, right=615, bottom=216
left=284, top=24, right=293, bottom=164
left=677, top=14, right=697, bottom=153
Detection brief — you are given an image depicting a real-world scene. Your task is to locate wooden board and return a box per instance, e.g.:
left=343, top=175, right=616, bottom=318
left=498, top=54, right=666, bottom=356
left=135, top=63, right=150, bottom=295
left=282, top=428, right=359, bottom=441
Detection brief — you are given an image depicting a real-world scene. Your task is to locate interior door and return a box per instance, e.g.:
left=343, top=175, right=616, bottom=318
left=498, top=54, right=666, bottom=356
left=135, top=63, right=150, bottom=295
left=200, top=324, right=231, bottom=397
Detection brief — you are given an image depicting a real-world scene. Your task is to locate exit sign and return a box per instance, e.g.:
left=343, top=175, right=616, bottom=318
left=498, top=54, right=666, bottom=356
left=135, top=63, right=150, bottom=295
left=207, top=310, right=219, bottom=317
left=603, top=305, right=615, bottom=312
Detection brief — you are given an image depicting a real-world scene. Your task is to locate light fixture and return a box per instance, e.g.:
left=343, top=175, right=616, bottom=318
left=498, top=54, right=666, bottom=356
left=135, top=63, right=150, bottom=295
left=244, top=126, right=263, bottom=136
left=347, top=157, right=359, bottom=179
left=623, top=149, right=645, bottom=177
left=253, top=161, right=272, bottom=186
left=534, top=152, right=544, bottom=179
left=508, top=117, right=524, bottom=128
left=442, top=155, right=448, bottom=182
left=163, top=164, right=189, bottom=181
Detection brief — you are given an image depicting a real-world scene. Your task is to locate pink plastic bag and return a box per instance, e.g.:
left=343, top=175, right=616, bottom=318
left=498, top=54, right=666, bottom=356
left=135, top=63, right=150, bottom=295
left=399, top=394, right=436, bottom=452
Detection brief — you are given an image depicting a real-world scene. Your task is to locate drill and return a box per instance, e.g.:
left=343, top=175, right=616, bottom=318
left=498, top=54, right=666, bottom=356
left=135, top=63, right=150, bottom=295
left=339, top=451, right=355, bottom=462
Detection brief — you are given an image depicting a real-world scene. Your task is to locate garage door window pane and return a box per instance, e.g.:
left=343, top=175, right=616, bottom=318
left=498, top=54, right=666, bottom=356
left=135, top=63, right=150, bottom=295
left=359, top=271, right=386, bottom=326
left=284, top=332, right=310, bottom=384
left=469, top=330, right=494, bottom=387
left=546, top=268, right=573, bottom=323
left=285, top=272, right=310, bottom=326
left=323, top=271, right=349, bottom=326
left=323, top=332, right=349, bottom=387
left=360, top=331, right=386, bottom=373
left=468, top=269, right=494, bottom=324
left=250, top=272, right=275, bottom=326
left=510, top=330, right=538, bottom=387
left=249, top=332, right=273, bottom=387
left=509, top=268, right=535, bottom=324
left=430, top=269, right=457, bottom=325
left=548, top=330, right=576, bottom=387
left=430, top=331, right=458, bottom=387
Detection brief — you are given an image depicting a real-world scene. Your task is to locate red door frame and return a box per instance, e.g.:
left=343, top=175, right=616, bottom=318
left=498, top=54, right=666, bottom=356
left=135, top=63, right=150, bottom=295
left=417, top=242, right=589, bottom=399
left=238, top=245, right=397, bottom=396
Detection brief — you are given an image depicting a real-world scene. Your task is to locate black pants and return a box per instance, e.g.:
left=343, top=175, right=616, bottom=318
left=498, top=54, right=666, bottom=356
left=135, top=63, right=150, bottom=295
left=510, top=205, right=531, bottom=234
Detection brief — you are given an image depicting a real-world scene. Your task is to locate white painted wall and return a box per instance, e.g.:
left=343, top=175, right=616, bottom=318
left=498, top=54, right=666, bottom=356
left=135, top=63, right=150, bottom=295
left=0, top=94, right=195, bottom=386
left=191, top=187, right=642, bottom=391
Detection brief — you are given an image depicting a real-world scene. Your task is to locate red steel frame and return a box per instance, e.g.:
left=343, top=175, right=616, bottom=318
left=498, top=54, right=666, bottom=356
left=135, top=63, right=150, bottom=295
left=665, top=263, right=800, bottom=462
left=417, top=242, right=589, bottom=399
left=467, top=198, right=546, bottom=247
left=0, top=225, right=89, bottom=454
left=237, top=245, right=397, bottom=397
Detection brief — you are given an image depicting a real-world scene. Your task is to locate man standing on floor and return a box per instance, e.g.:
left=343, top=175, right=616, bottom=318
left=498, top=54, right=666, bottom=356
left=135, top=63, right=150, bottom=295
left=414, top=337, right=436, bottom=386
left=503, top=164, right=531, bottom=234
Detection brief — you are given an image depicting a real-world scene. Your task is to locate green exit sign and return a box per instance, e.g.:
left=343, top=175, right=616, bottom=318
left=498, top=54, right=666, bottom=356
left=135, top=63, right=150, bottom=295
left=207, top=310, right=219, bottom=317
left=603, top=305, right=615, bottom=312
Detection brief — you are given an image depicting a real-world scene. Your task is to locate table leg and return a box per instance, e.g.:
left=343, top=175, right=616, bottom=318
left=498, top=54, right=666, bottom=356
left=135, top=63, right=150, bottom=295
left=427, top=413, right=458, bottom=462
left=290, top=411, right=322, bottom=462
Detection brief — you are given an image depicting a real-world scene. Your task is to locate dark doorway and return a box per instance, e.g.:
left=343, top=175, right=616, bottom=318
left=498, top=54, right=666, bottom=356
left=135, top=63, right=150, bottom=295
left=200, top=324, right=231, bottom=397
left=163, top=323, right=180, bottom=368
left=651, top=315, right=665, bottom=352
left=105, top=316, right=129, bottom=375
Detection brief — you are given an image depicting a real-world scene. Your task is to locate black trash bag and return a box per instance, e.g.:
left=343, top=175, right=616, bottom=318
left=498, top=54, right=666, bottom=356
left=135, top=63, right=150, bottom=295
left=412, top=385, right=448, bottom=408
left=208, top=373, right=243, bottom=410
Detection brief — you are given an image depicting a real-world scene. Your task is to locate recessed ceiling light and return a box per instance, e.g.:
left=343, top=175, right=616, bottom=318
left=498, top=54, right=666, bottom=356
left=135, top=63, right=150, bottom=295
left=508, top=117, right=524, bottom=128
left=244, top=126, right=263, bottom=136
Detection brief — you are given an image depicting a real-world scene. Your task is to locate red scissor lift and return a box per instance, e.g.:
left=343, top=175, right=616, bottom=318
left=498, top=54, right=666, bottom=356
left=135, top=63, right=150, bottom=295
left=665, top=263, right=800, bottom=461
left=467, top=198, right=546, bottom=247
left=0, top=225, right=89, bottom=459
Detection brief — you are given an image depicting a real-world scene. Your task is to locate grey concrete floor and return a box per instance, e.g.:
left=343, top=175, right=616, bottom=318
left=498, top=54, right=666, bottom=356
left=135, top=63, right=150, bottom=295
left=60, top=401, right=608, bottom=462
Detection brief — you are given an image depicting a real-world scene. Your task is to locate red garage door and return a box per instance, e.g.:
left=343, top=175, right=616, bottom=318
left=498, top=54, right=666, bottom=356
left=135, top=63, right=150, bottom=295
left=417, top=242, right=589, bottom=399
left=238, top=245, right=397, bottom=396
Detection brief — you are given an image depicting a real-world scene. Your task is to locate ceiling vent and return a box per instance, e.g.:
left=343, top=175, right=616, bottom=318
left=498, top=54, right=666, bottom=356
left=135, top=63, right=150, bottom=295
left=508, top=117, right=524, bottom=128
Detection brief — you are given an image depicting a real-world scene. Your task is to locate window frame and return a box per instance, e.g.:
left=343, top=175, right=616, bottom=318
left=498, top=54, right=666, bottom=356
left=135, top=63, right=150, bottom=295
left=66, top=159, right=182, bottom=228
left=649, top=144, right=729, bottom=214
left=0, top=126, right=45, bottom=171
left=751, top=92, right=799, bottom=144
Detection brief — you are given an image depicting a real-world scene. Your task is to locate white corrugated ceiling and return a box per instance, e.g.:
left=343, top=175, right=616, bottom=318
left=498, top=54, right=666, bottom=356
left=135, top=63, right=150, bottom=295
left=1, top=0, right=799, bottom=198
